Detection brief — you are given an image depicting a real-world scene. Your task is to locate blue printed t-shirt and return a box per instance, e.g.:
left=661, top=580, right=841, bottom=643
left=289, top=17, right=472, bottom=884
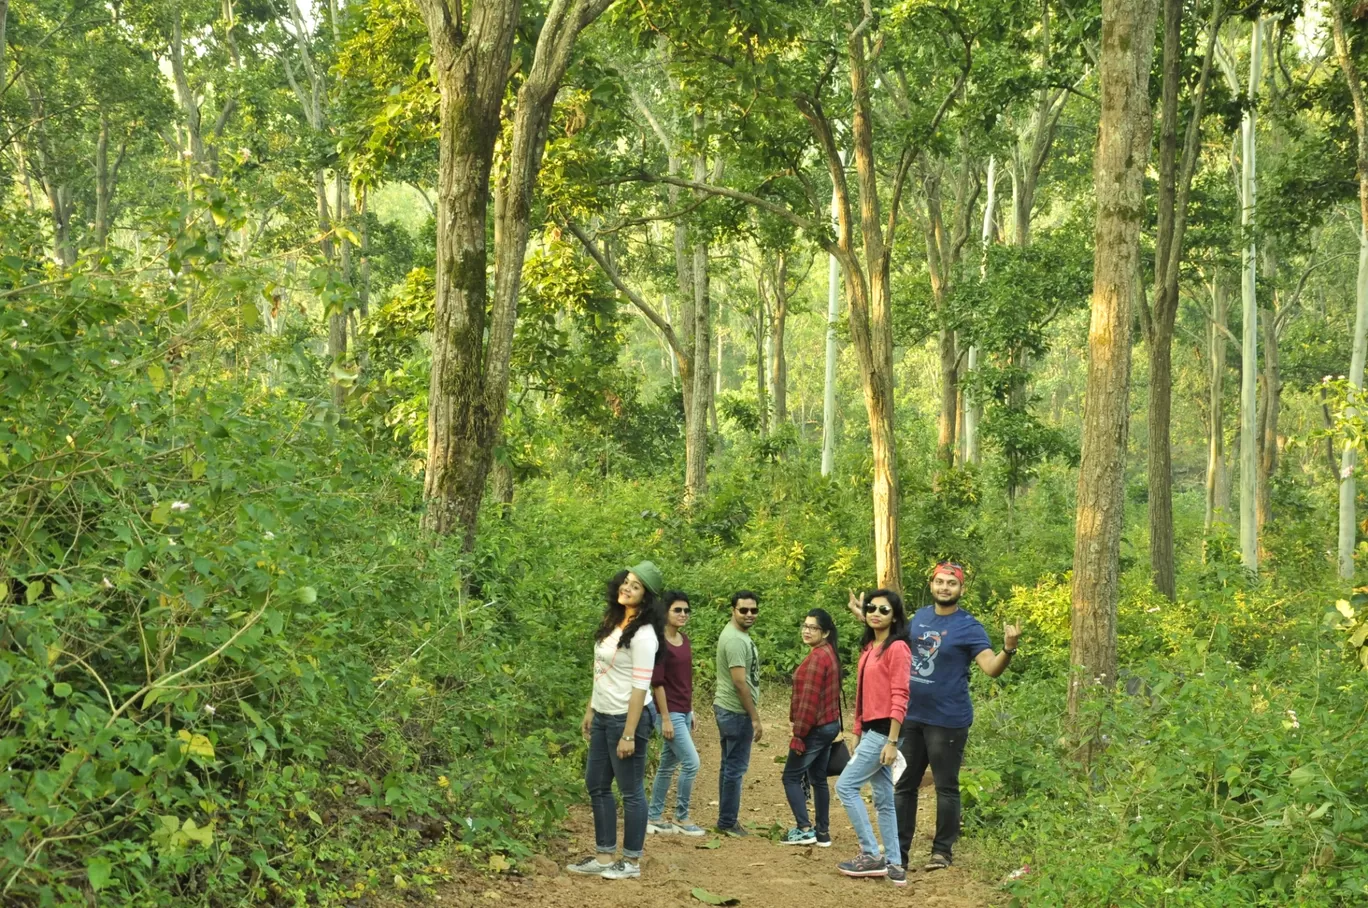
left=904, top=605, right=992, bottom=729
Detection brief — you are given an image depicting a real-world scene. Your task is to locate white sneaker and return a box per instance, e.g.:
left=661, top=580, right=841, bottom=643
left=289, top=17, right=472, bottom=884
left=565, top=855, right=612, bottom=875
left=647, top=820, right=679, bottom=835
left=600, top=859, right=640, bottom=880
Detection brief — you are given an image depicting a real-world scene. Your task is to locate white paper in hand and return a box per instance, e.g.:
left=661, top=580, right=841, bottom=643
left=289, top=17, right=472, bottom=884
left=891, top=749, right=907, bottom=784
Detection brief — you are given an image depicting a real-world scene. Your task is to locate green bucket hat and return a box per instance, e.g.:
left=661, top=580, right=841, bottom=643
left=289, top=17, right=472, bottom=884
left=627, top=560, right=664, bottom=597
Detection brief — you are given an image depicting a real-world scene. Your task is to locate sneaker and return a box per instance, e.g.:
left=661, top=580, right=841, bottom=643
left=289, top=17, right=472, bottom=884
left=837, top=852, right=888, bottom=878
left=647, top=820, right=678, bottom=835
left=715, top=824, right=750, bottom=838
left=599, top=859, right=640, bottom=880
left=782, top=827, right=817, bottom=846
left=675, top=822, right=707, bottom=837
left=815, top=832, right=832, bottom=848
left=565, top=854, right=613, bottom=875
left=887, top=863, right=907, bottom=887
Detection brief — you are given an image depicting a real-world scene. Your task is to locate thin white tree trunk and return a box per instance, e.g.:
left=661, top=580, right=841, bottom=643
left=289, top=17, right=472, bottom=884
left=965, top=154, right=996, bottom=465
left=1239, top=20, right=1263, bottom=573
left=1341, top=224, right=1368, bottom=579
left=821, top=173, right=841, bottom=477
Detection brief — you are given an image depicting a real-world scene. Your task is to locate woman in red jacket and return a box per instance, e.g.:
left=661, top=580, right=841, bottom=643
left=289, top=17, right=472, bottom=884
left=835, top=589, right=911, bottom=887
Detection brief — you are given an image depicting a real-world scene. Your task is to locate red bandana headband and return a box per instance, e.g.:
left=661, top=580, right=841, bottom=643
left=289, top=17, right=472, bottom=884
left=931, top=561, right=965, bottom=583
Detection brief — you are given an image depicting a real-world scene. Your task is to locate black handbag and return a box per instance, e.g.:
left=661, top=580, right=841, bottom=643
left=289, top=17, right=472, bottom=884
left=826, top=656, right=853, bottom=777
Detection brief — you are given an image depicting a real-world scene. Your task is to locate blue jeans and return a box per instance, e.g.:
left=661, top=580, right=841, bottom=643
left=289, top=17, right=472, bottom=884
left=713, top=705, right=753, bottom=830
left=649, top=711, right=700, bottom=823
left=585, top=709, right=653, bottom=859
left=835, top=729, right=899, bottom=863
left=782, top=720, right=840, bottom=834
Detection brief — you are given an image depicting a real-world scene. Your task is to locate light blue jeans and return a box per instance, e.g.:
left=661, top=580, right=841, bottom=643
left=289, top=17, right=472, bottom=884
left=648, top=711, right=700, bottom=822
left=835, top=729, right=900, bottom=864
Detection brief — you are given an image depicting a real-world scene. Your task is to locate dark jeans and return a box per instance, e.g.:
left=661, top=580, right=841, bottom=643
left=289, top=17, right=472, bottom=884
left=781, top=720, right=840, bottom=834
left=713, top=705, right=753, bottom=830
left=585, top=709, right=653, bottom=859
left=895, top=721, right=968, bottom=864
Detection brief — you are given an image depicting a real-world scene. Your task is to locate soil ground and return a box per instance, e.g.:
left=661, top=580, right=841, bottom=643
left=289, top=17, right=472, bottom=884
left=425, top=699, right=1007, bottom=908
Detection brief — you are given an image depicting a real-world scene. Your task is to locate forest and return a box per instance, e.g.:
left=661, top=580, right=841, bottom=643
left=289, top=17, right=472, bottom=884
left=2, top=0, right=1368, bottom=904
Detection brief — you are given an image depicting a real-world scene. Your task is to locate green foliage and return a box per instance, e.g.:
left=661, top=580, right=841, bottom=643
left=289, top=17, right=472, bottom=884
left=973, top=621, right=1368, bottom=906
left=0, top=238, right=583, bottom=905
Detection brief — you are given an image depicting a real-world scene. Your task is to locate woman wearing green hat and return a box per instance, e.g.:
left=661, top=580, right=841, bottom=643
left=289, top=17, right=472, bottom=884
left=567, top=561, right=665, bottom=880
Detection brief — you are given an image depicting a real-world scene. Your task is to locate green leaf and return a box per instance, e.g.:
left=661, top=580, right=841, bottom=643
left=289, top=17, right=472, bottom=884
left=52, top=682, right=72, bottom=698
left=695, top=837, right=722, bottom=849
left=87, top=856, right=112, bottom=890
left=691, top=888, right=739, bottom=905
left=151, top=501, right=172, bottom=525
left=148, top=363, right=167, bottom=391
left=240, top=302, right=261, bottom=327
left=296, top=586, right=318, bottom=604
left=25, top=581, right=44, bottom=604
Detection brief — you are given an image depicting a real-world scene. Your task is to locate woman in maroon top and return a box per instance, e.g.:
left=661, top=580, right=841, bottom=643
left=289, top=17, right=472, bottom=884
left=781, top=608, right=843, bottom=847
left=646, top=592, right=705, bottom=836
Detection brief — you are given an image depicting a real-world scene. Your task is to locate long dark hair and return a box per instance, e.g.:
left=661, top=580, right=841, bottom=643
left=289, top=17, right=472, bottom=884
left=806, top=607, right=842, bottom=679
left=596, top=570, right=664, bottom=661
left=859, top=588, right=907, bottom=655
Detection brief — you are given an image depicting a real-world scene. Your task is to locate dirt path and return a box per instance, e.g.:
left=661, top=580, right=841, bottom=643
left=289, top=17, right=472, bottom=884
left=427, top=700, right=1007, bottom=908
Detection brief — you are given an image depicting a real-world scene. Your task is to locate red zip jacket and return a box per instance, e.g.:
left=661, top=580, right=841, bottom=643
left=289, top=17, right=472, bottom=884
left=853, top=638, right=911, bottom=736
left=789, top=642, right=841, bottom=752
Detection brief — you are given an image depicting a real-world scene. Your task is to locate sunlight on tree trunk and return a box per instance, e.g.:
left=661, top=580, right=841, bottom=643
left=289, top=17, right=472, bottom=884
left=1070, top=0, right=1158, bottom=725
left=1332, top=0, right=1368, bottom=581
left=1238, top=20, right=1263, bottom=574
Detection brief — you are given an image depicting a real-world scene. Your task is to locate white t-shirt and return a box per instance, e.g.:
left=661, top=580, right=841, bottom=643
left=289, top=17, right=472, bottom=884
left=591, top=623, right=659, bottom=715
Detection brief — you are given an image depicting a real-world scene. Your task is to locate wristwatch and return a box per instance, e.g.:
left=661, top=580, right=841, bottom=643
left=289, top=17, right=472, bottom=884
left=1003, top=646, right=1017, bottom=655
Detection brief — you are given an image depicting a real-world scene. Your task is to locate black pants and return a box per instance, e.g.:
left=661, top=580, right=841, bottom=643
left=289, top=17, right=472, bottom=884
left=894, top=721, right=968, bottom=864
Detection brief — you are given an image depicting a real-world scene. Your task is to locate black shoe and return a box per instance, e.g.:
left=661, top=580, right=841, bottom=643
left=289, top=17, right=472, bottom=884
left=815, top=831, right=832, bottom=848
left=715, top=824, right=750, bottom=838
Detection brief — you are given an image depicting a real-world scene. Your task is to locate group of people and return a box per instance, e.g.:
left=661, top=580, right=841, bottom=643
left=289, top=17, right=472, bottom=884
left=567, top=559, right=1021, bottom=887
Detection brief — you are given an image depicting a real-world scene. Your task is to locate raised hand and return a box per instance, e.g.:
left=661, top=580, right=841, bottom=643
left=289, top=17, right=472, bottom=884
left=1004, top=621, right=1022, bottom=650
left=847, top=590, right=865, bottom=623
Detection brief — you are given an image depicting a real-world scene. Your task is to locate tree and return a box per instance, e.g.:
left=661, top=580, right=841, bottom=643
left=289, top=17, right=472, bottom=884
left=1069, top=0, right=1158, bottom=722
left=1138, top=0, right=1224, bottom=600
left=1331, top=0, right=1368, bottom=580
left=413, top=0, right=614, bottom=544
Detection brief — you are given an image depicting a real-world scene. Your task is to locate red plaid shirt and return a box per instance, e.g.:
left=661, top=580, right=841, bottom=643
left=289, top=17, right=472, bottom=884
left=789, top=642, right=841, bottom=752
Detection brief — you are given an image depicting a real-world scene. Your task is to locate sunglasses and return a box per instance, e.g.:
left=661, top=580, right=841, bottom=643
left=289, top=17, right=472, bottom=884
left=736, top=607, right=759, bottom=616
left=670, top=607, right=691, bottom=614
left=862, top=603, right=894, bottom=616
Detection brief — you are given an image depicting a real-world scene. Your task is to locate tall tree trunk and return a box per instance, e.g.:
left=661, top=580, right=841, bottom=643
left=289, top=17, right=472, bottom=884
left=1069, top=0, right=1158, bottom=723
left=754, top=275, right=768, bottom=436
left=417, top=0, right=613, bottom=542
left=687, top=128, right=713, bottom=498
left=1143, top=0, right=1222, bottom=600
left=1256, top=303, right=1280, bottom=534
left=1238, top=20, right=1264, bottom=573
left=821, top=171, right=841, bottom=477
left=1206, top=275, right=1230, bottom=530
left=770, top=253, right=789, bottom=427
left=95, top=116, right=111, bottom=251
left=964, top=155, right=996, bottom=466
left=1331, top=0, right=1368, bottom=580
left=416, top=0, right=519, bottom=541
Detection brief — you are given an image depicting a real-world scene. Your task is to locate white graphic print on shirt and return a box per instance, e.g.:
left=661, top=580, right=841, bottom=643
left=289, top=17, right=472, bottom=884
left=910, top=629, right=943, bottom=683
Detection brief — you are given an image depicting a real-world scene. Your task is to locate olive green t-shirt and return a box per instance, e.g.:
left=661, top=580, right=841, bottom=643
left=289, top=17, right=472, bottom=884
left=714, top=622, right=760, bottom=714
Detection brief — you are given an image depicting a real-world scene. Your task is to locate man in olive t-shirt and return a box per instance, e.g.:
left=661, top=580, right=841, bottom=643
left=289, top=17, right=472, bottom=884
left=713, top=591, right=762, bottom=835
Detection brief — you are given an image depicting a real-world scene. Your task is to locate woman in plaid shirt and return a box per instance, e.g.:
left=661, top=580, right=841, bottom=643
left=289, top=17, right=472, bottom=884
left=780, top=608, right=843, bottom=846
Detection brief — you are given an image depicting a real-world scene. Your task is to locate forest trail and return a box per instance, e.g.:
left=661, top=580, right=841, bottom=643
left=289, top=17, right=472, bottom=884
left=427, top=700, right=1008, bottom=908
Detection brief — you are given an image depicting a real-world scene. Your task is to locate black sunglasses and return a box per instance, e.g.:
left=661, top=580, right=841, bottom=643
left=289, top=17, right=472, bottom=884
left=862, top=603, right=893, bottom=616
left=670, top=606, right=691, bottom=614
left=736, top=607, right=759, bottom=615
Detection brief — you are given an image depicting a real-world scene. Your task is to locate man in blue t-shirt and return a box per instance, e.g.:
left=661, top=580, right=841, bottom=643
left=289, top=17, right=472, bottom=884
left=878, top=561, right=1019, bottom=872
